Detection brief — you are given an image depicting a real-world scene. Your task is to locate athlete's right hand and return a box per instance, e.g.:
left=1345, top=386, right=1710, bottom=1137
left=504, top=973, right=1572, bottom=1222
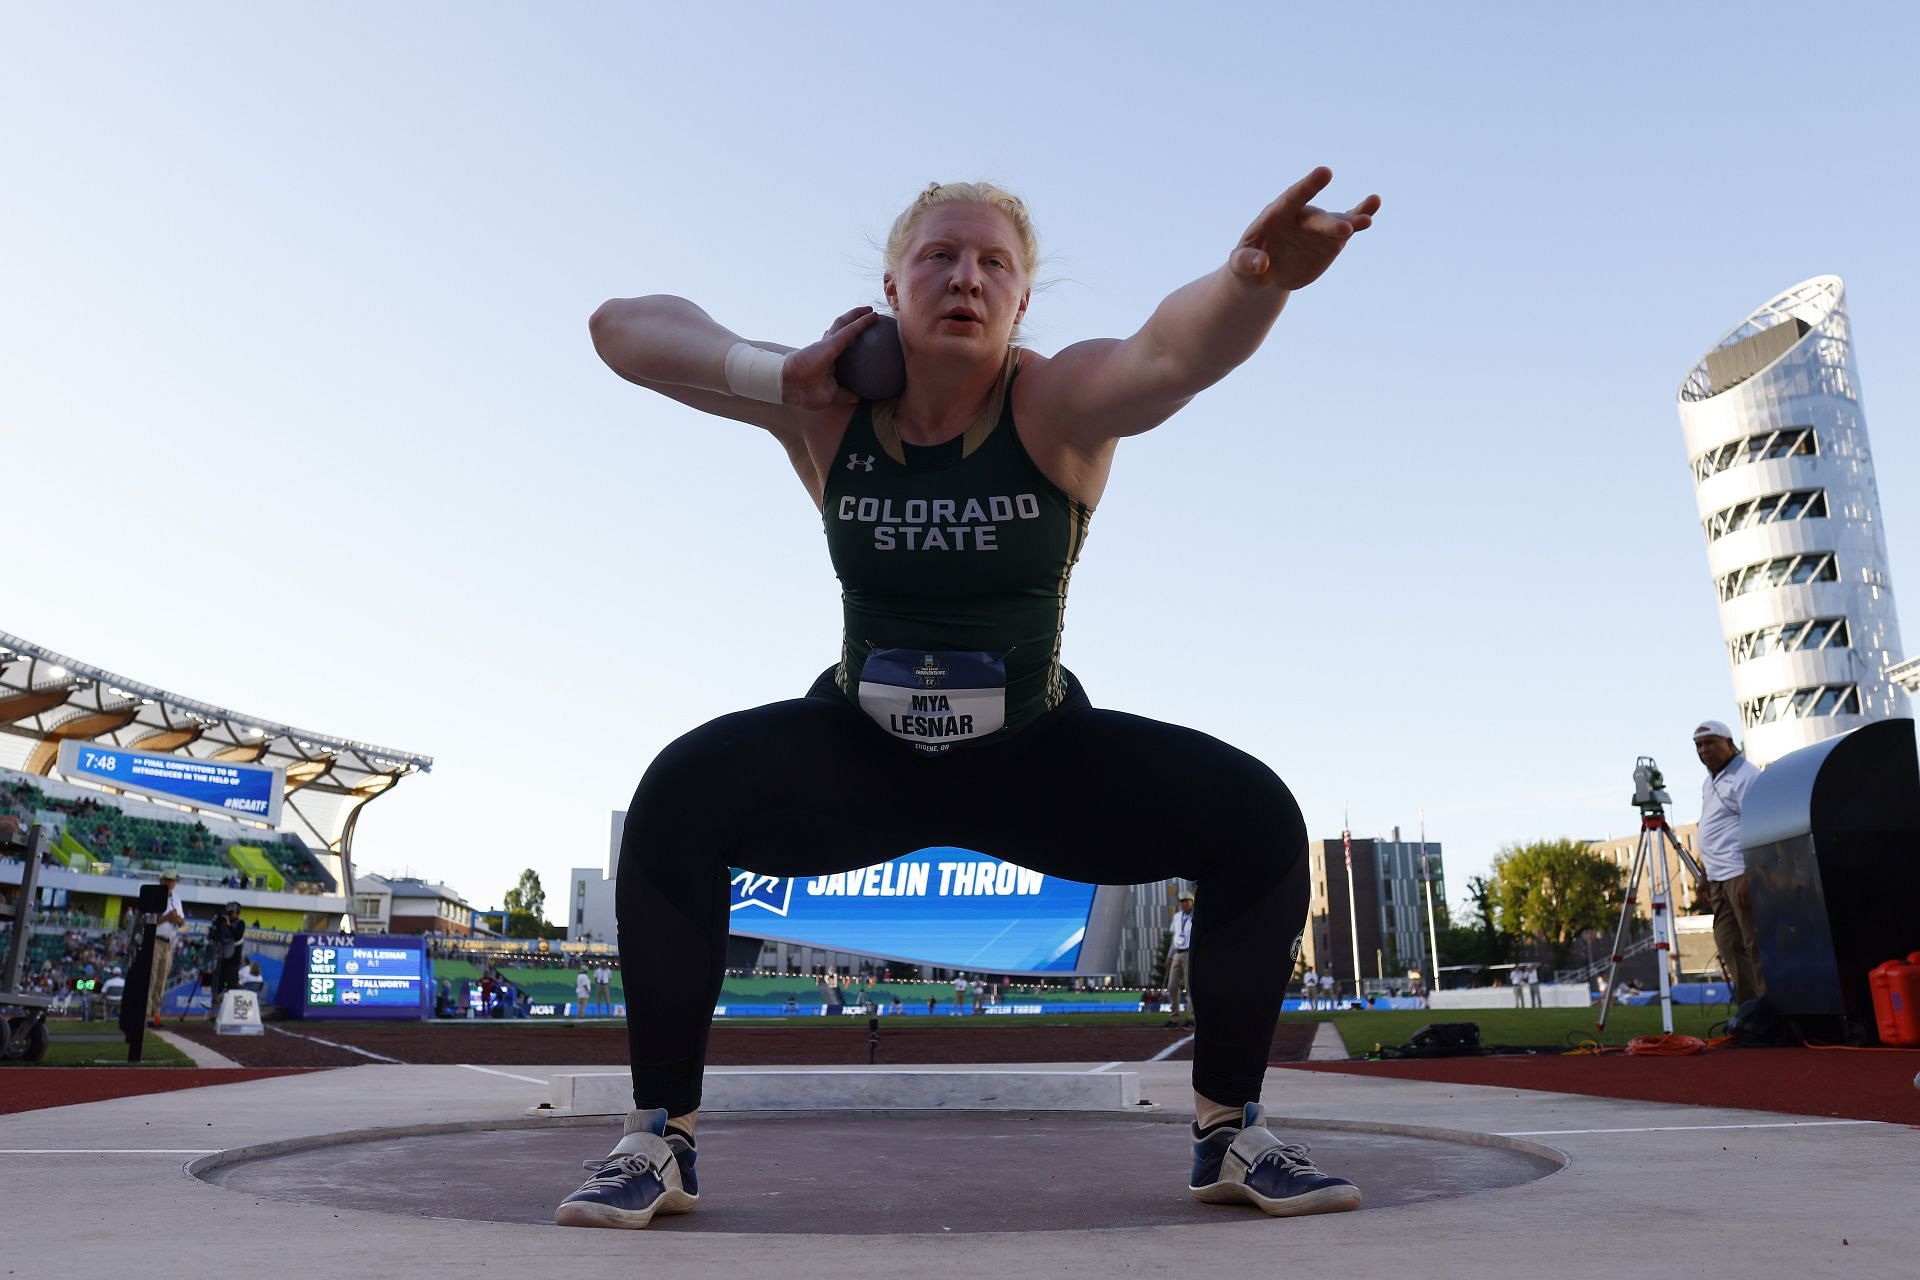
left=781, top=306, right=880, bottom=409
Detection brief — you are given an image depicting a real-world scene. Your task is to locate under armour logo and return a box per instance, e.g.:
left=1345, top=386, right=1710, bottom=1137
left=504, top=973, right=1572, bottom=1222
left=846, top=453, right=875, bottom=471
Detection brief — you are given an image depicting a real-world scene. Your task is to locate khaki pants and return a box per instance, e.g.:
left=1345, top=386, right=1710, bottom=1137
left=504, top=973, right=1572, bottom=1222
left=1705, top=875, right=1766, bottom=1005
left=1166, top=950, right=1192, bottom=1021
left=147, top=936, right=176, bottom=1020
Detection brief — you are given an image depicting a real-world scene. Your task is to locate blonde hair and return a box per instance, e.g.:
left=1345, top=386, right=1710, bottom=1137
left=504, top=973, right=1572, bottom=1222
left=883, top=181, right=1040, bottom=282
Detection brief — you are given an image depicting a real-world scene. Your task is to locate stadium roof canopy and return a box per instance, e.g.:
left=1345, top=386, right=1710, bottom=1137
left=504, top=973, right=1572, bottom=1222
left=0, top=629, right=432, bottom=860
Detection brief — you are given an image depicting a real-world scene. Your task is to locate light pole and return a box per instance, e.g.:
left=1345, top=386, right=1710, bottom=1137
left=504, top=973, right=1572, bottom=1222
left=1343, top=812, right=1362, bottom=1006
left=1420, top=811, right=1441, bottom=993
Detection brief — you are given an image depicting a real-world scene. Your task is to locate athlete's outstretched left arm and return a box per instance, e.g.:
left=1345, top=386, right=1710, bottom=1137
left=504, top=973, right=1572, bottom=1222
left=1024, top=167, right=1378, bottom=444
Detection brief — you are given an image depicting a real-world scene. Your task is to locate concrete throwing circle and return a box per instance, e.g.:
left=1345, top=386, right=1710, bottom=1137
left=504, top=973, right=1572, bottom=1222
left=196, top=1112, right=1564, bottom=1234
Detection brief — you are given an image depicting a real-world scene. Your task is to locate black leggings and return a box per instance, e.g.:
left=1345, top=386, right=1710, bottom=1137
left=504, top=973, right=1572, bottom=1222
left=615, top=672, right=1309, bottom=1116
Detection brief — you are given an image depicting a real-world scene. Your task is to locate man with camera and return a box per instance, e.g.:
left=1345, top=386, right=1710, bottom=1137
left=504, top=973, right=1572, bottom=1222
left=1693, top=719, right=1764, bottom=1005
left=206, top=902, right=247, bottom=1011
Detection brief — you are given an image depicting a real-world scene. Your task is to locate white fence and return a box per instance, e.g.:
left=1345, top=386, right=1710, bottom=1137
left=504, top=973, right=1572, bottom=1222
left=1428, top=983, right=1590, bottom=1010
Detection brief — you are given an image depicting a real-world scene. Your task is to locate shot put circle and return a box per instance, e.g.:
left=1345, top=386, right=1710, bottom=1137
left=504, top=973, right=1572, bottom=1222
left=192, top=1110, right=1565, bottom=1234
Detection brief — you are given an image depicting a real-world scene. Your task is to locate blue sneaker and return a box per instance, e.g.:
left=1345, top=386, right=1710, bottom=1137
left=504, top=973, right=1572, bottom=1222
left=555, top=1108, right=699, bottom=1229
left=1189, top=1103, right=1361, bottom=1216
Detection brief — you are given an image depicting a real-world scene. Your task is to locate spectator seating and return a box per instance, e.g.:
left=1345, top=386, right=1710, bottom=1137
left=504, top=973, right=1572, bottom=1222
left=862, top=980, right=956, bottom=1006
left=266, top=838, right=332, bottom=889
left=0, top=767, right=335, bottom=891
left=495, top=966, right=581, bottom=1009
left=51, top=829, right=97, bottom=871
left=0, top=930, right=72, bottom=970
left=719, top=975, right=823, bottom=1007
left=431, top=958, right=484, bottom=986
left=225, top=845, right=287, bottom=892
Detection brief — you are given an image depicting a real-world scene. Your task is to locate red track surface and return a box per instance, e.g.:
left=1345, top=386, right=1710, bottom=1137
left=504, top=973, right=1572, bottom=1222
left=10, top=1024, right=1916, bottom=1126
left=161, top=1019, right=1305, bottom=1070
left=1283, top=1047, right=1920, bottom=1125
left=0, top=1067, right=316, bottom=1116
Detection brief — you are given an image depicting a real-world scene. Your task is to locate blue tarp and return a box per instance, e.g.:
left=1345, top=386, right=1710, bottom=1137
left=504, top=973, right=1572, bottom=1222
left=1613, top=981, right=1733, bottom=1006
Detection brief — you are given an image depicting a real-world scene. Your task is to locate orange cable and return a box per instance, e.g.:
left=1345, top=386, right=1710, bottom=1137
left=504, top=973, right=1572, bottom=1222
left=1626, top=1033, right=1714, bottom=1055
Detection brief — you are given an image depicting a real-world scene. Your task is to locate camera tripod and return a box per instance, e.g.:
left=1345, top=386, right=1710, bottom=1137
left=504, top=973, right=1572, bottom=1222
left=1596, top=760, right=1704, bottom=1036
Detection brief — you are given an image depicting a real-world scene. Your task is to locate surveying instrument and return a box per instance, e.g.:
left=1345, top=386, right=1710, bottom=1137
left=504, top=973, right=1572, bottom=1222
left=1596, top=757, right=1704, bottom=1035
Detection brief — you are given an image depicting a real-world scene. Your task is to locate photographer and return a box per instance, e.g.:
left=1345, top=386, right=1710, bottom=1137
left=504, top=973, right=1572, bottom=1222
left=206, top=902, right=247, bottom=1010
left=1693, top=720, right=1764, bottom=1005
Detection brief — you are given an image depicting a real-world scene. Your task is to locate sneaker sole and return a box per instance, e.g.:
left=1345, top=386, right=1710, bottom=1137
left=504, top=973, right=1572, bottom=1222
left=1189, top=1180, right=1363, bottom=1216
left=553, top=1189, right=697, bottom=1229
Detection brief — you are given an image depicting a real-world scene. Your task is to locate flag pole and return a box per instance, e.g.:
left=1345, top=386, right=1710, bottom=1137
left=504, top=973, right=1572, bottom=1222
left=1420, top=809, right=1442, bottom=993
left=1343, top=809, right=1362, bottom=1007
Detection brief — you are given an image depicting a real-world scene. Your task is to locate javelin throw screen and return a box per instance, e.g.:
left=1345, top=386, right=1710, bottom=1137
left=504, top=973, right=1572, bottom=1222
left=726, top=847, right=1095, bottom=973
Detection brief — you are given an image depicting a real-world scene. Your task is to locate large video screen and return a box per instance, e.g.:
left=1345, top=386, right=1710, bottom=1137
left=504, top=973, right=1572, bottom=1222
left=728, top=847, right=1096, bottom=973
left=57, top=739, right=284, bottom=826
left=278, top=933, right=429, bottom=1020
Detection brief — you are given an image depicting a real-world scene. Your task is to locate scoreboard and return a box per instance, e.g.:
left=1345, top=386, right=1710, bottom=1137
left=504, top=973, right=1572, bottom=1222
left=278, top=933, right=430, bottom=1021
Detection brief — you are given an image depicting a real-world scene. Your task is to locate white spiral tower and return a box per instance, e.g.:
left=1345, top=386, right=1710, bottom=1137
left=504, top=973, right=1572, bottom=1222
left=1677, top=275, right=1907, bottom=765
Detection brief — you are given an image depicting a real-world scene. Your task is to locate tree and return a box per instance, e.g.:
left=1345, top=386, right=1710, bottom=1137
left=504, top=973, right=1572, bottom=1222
left=1487, top=839, right=1623, bottom=970
left=1436, top=876, right=1514, bottom=978
left=502, top=869, right=547, bottom=922
left=503, top=909, right=555, bottom=939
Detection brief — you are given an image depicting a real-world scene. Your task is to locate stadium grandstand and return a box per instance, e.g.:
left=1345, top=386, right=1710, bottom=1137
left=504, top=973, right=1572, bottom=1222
left=1, top=628, right=432, bottom=1019
left=0, top=630, right=431, bottom=874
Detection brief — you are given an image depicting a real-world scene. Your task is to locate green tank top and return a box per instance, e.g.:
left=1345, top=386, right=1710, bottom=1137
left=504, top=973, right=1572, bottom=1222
left=822, top=351, right=1094, bottom=753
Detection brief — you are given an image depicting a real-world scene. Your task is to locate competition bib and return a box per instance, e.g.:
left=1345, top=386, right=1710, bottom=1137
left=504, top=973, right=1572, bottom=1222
left=857, top=649, right=1006, bottom=753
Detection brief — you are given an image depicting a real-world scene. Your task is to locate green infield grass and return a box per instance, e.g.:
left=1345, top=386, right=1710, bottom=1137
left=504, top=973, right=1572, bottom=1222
left=1291, top=1003, right=1732, bottom=1056
left=0, top=1022, right=195, bottom=1068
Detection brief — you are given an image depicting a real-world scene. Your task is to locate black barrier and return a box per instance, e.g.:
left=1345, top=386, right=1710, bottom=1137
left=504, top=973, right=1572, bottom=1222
left=116, top=882, right=171, bottom=1062
left=118, top=922, right=157, bottom=1061
left=1741, top=717, right=1920, bottom=1042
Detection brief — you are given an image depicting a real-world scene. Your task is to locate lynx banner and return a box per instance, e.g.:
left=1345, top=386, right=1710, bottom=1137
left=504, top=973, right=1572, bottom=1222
left=727, top=847, right=1096, bottom=974
left=57, top=740, right=284, bottom=826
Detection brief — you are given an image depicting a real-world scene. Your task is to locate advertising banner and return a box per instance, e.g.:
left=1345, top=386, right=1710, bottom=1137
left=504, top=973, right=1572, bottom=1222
left=727, top=847, right=1096, bottom=973
left=58, top=740, right=284, bottom=826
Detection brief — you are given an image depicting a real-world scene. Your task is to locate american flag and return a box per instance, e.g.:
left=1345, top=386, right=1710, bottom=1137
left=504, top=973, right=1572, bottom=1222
left=1342, top=827, right=1352, bottom=872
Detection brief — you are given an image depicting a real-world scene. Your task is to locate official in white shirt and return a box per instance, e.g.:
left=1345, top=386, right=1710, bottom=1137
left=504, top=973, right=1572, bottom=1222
left=147, top=869, right=187, bottom=1026
left=1165, top=893, right=1196, bottom=1028
left=1694, top=719, right=1765, bottom=1004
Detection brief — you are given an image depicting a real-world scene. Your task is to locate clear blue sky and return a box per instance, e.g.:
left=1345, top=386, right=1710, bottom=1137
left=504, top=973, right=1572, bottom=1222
left=5, top=4, right=1915, bottom=922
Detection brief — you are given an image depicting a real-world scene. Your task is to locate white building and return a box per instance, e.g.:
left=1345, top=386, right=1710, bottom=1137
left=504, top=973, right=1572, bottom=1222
left=566, top=810, right=623, bottom=944
left=1676, top=275, right=1907, bottom=764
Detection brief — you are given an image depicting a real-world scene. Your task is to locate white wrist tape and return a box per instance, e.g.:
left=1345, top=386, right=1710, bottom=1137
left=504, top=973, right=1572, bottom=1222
left=724, top=343, right=787, bottom=404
